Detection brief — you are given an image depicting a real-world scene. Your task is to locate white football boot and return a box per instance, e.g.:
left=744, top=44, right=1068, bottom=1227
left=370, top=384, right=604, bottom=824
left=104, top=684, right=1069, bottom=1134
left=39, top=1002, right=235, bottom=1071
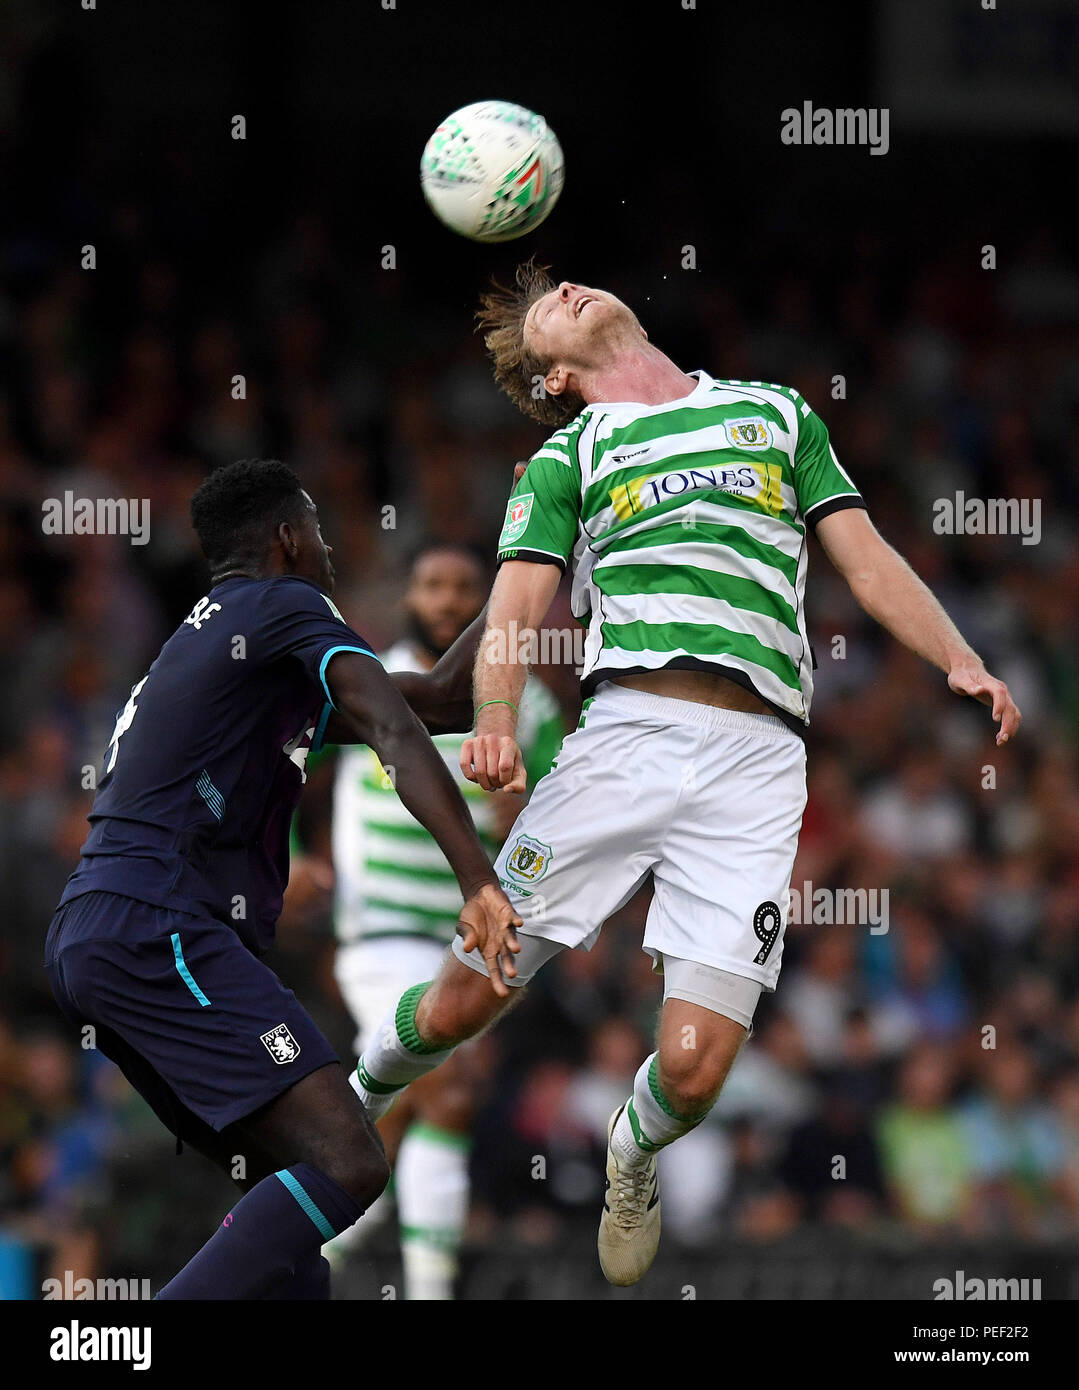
left=598, top=1105, right=661, bottom=1286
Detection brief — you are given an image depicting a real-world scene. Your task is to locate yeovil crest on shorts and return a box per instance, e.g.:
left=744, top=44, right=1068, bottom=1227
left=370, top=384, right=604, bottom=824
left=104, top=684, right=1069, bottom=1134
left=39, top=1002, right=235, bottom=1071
left=506, top=834, right=552, bottom=883
left=261, top=1023, right=302, bottom=1064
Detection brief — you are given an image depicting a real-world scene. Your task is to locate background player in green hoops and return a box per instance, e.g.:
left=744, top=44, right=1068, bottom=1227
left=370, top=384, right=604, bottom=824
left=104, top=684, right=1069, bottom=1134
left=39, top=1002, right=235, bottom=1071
left=352, top=263, right=1022, bottom=1287
left=327, top=542, right=562, bottom=1298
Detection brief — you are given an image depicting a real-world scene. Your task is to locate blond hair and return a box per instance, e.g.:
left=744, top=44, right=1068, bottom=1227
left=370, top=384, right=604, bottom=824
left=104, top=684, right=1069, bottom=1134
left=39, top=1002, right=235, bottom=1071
left=475, top=259, right=585, bottom=428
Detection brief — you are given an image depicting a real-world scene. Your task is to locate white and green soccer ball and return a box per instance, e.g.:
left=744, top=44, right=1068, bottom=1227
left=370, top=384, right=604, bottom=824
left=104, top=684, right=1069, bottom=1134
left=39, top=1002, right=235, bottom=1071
left=420, top=100, right=564, bottom=243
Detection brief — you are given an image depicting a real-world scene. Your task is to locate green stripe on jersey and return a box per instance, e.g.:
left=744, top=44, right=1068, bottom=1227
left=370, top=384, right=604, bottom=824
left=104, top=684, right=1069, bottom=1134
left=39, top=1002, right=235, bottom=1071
left=601, top=398, right=792, bottom=452
left=356, top=924, right=456, bottom=943
left=363, top=897, right=461, bottom=925
left=364, top=818, right=498, bottom=848
left=364, top=857, right=458, bottom=883
left=595, top=562, right=799, bottom=633
left=601, top=518, right=801, bottom=586
left=599, top=619, right=803, bottom=690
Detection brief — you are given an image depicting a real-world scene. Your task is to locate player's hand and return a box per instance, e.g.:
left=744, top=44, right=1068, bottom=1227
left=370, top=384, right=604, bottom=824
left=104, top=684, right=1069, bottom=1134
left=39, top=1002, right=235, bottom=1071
left=460, top=733, right=526, bottom=793
left=947, top=661, right=1022, bottom=745
left=457, top=883, right=523, bottom=997
left=513, top=461, right=529, bottom=485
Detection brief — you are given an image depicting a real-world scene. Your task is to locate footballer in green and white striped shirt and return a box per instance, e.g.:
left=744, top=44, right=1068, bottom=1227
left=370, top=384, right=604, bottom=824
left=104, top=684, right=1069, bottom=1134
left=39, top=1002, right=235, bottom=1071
left=351, top=264, right=1021, bottom=1290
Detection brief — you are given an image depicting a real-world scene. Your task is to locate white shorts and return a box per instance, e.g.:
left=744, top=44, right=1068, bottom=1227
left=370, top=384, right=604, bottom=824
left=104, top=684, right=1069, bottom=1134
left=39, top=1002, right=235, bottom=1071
left=334, top=935, right=451, bottom=1055
left=479, top=681, right=807, bottom=992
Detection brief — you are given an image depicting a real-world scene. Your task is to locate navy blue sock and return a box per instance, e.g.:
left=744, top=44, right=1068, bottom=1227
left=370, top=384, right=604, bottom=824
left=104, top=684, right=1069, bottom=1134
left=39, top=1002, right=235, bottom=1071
left=263, top=1253, right=332, bottom=1301
left=156, top=1163, right=362, bottom=1300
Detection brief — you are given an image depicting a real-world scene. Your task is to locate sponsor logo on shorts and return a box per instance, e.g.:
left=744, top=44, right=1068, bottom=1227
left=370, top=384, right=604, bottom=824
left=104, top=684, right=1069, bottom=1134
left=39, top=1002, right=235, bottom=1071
left=260, top=1023, right=302, bottom=1064
left=505, top=834, right=552, bottom=884
left=499, top=492, right=534, bottom=547
left=724, top=416, right=772, bottom=450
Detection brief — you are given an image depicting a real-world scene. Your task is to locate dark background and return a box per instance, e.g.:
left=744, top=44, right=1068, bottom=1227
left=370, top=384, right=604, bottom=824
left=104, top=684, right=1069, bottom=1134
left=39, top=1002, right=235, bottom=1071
left=2, top=0, right=1079, bottom=1299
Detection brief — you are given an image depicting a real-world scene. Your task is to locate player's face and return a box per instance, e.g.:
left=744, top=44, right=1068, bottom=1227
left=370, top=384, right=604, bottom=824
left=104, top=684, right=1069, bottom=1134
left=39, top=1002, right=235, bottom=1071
left=406, top=550, right=485, bottom=654
left=293, top=493, right=336, bottom=594
left=523, top=281, right=643, bottom=372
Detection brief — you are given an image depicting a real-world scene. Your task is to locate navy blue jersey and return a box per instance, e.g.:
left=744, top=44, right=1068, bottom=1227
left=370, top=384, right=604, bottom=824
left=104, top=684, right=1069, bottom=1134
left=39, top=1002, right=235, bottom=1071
left=58, top=575, right=377, bottom=953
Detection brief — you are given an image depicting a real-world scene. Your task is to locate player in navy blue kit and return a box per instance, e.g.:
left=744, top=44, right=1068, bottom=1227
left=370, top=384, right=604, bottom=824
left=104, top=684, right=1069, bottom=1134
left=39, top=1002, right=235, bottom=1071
left=45, top=458, right=522, bottom=1300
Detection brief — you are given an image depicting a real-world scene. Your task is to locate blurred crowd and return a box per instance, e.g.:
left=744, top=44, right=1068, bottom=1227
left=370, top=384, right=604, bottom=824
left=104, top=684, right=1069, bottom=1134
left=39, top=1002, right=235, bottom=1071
left=1, top=186, right=1079, bottom=1295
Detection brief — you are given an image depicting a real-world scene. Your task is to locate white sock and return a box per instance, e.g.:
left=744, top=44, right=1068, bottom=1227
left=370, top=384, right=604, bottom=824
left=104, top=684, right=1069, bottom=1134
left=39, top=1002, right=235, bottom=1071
left=354, top=982, right=457, bottom=1120
left=402, top=1243, right=457, bottom=1303
left=396, top=1123, right=470, bottom=1301
left=610, top=1053, right=711, bottom=1169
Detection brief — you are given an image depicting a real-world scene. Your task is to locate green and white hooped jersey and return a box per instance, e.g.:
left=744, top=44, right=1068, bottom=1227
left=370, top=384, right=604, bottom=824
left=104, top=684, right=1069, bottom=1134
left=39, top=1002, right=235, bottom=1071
left=496, top=372, right=865, bottom=727
left=332, top=641, right=564, bottom=944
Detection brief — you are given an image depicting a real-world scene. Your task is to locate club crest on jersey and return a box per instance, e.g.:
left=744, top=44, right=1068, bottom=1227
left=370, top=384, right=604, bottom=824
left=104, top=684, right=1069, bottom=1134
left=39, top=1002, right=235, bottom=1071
left=261, top=1023, right=301, bottom=1064
left=499, top=492, right=534, bottom=547
left=724, top=416, right=772, bottom=450
left=506, top=834, right=552, bottom=883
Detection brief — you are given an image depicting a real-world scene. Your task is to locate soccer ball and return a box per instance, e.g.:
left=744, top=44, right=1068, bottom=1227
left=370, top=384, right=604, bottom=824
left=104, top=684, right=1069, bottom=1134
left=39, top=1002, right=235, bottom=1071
left=420, top=100, right=564, bottom=243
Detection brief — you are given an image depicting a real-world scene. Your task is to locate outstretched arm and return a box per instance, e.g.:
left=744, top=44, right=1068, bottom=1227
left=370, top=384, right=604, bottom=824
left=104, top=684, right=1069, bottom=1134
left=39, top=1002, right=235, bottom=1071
left=814, top=508, right=1021, bottom=745
left=321, top=607, right=487, bottom=741
left=388, top=607, right=489, bottom=734
left=461, top=560, right=562, bottom=793
left=324, top=650, right=521, bottom=992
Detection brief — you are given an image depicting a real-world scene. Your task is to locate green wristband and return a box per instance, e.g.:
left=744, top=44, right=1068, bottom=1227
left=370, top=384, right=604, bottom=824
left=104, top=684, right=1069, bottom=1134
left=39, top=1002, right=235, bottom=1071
left=474, top=699, right=518, bottom=725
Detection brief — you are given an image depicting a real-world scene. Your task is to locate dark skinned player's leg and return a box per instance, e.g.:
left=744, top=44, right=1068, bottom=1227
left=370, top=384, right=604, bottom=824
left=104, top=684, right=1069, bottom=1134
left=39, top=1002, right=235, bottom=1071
left=79, top=1019, right=328, bottom=1300
left=181, top=1115, right=336, bottom=1300
left=157, top=1063, right=388, bottom=1300
left=165, top=1112, right=330, bottom=1299
left=48, top=901, right=383, bottom=1301
left=239, top=1060, right=388, bottom=1189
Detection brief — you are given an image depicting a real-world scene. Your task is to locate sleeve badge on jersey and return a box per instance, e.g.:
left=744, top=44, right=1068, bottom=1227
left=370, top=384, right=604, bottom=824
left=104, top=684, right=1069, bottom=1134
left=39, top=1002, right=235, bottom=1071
left=724, top=417, right=773, bottom=450
left=499, top=491, right=535, bottom=547
left=260, top=1023, right=302, bottom=1064
left=505, top=833, right=552, bottom=883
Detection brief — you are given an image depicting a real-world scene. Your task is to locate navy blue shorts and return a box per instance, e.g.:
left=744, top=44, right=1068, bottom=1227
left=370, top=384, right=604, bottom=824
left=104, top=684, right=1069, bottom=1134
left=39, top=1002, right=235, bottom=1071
left=45, top=890, right=338, bottom=1134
